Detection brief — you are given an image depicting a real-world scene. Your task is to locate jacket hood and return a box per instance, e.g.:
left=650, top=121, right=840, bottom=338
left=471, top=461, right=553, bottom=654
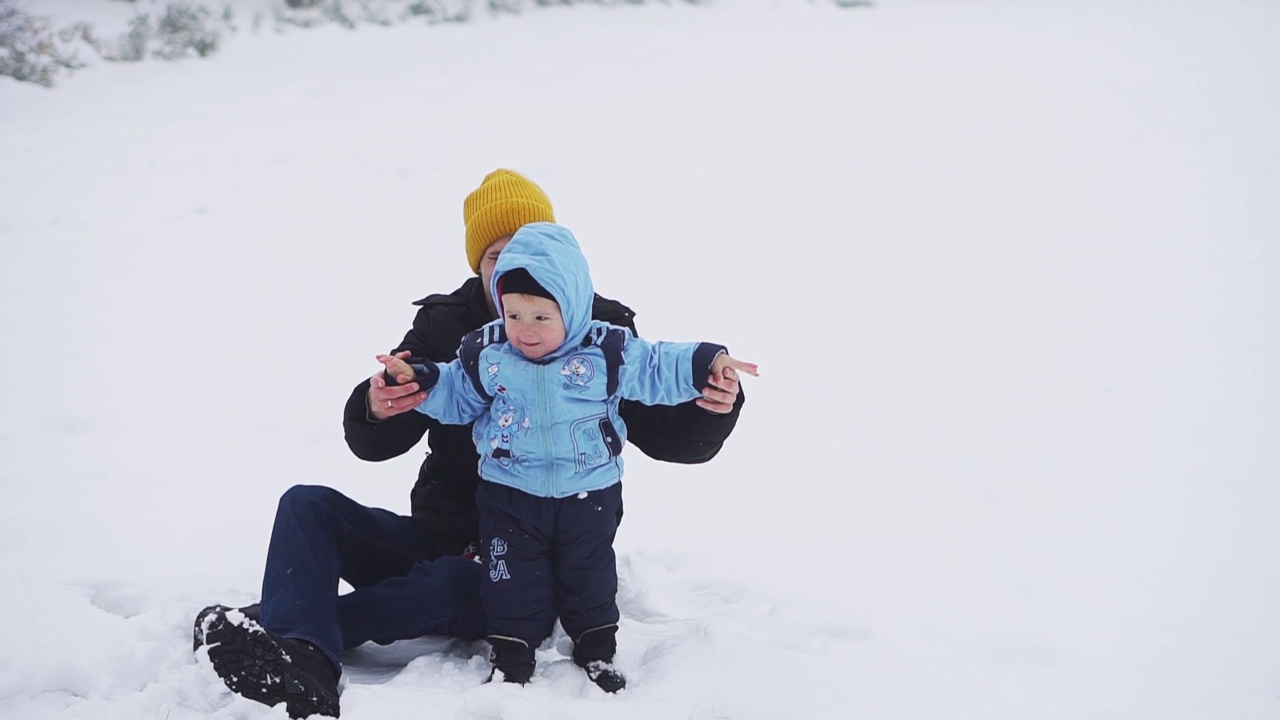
left=491, top=222, right=594, bottom=357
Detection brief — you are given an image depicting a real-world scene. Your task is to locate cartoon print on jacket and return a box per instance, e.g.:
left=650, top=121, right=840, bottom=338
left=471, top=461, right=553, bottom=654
left=488, top=386, right=530, bottom=467
left=560, top=354, right=596, bottom=391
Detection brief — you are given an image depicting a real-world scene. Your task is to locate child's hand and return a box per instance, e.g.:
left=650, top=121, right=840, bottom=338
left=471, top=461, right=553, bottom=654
left=369, top=351, right=426, bottom=420
left=699, top=353, right=758, bottom=414
left=376, top=354, right=416, bottom=385
left=712, top=353, right=759, bottom=379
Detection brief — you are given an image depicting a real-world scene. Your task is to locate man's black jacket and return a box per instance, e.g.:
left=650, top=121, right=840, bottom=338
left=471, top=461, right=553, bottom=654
left=342, top=277, right=745, bottom=556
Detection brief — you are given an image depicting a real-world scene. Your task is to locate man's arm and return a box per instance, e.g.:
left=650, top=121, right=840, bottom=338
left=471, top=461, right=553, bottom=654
left=343, top=377, right=439, bottom=461
left=620, top=389, right=745, bottom=465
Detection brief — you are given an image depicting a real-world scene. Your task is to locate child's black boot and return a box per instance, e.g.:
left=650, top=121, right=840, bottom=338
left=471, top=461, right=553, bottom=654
left=573, top=625, right=626, bottom=693
left=487, top=636, right=536, bottom=685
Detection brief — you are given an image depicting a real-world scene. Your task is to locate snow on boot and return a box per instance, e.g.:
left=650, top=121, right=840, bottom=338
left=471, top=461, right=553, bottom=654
left=193, top=603, right=261, bottom=651
left=580, top=659, right=626, bottom=693
left=487, top=636, right=536, bottom=685
left=572, top=624, right=626, bottom=693
left=202, top=607, right=340, bottom=719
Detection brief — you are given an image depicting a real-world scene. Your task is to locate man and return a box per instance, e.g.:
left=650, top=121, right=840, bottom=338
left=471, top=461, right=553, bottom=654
left=194, top=170, right=745, bottom=719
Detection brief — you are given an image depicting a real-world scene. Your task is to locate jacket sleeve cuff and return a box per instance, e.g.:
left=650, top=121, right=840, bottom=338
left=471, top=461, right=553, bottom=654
left=382, top=360, right=440, bottom=392
left=691, top=343, right=728, bottom=392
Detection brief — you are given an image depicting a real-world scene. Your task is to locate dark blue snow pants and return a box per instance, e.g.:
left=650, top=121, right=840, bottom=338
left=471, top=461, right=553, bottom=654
left=476, top=481, right=623, bottom=647
left=259, top=485, right=487, bottom=670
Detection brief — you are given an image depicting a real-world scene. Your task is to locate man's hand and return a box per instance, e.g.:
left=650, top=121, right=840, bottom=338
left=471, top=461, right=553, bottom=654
left=368, top=351, right=427, bottom=421
left=697, top=355, right=758, bottom=415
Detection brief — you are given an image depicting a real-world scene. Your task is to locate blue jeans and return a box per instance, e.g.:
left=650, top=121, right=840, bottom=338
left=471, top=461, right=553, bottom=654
left=259, top=485, right=486, bottom=670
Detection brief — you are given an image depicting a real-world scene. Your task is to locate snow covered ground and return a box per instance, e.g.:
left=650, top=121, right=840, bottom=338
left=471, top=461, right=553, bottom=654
left=2, top=0, right=1278, bottom=718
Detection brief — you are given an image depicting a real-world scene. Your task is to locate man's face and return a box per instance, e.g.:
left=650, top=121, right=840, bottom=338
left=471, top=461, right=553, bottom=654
left=479, top=235, right=513, bottom=316
left=501, top=292, right=566, bottom=361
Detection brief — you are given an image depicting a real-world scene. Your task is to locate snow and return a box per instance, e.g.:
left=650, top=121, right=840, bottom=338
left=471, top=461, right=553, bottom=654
left=2, top=0, right=1279, bottom=718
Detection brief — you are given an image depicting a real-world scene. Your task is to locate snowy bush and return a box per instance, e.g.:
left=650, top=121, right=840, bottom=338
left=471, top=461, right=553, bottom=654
left=83, top=4, right=232, bottom=63
left=93, top=14, right=150, bottom=61
left=2, top=0, right=862, bottom=88
left=153, top=4, right=229, bottom=59
left=405, top=0, right=472, bottom=24
left=0, top=2, right=88, bottom=87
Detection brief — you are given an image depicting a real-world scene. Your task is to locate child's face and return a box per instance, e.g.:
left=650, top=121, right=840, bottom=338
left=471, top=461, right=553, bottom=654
left=501, top=292, right=566, bottom=361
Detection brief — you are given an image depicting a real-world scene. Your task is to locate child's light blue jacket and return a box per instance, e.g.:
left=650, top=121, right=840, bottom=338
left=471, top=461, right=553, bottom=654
left=414, top=223, right=723, bottom=499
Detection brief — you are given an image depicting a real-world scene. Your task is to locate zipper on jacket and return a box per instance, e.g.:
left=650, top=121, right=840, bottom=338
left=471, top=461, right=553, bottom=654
left=537, top=365, right=556, bottom=496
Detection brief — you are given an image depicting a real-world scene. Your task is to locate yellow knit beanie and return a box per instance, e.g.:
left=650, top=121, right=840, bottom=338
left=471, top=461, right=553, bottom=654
left=463, top=169, right=556, bottom=274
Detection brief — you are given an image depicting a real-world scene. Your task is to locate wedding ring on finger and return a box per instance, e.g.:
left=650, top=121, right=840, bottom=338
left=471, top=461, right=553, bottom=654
left=387, top=400, right=393, bottom=408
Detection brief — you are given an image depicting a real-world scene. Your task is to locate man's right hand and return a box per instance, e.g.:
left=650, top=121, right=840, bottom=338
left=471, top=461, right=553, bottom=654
left=367, top=350, right=427, bottom=421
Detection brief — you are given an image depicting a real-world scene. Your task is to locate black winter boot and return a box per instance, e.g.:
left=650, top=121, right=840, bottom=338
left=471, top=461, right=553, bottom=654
left=487, top=636, right=536, bottom=685
left=200, top=606, right=340, bottom=719
left=573, top=625, right=626, bottom=693
left=193, top=603, right=261, bottom=651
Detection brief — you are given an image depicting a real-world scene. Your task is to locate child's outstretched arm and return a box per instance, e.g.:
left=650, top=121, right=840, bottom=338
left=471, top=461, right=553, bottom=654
left=618, top=337, right=758, bottom=407
left=375, top=354, right=487, bottom=425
